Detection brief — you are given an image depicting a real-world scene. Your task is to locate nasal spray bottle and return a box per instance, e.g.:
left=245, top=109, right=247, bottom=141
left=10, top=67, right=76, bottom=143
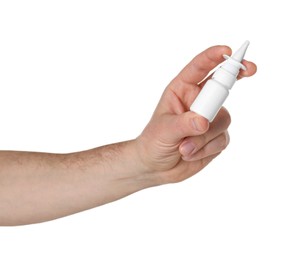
left=190, top=41, right=250, bottom=122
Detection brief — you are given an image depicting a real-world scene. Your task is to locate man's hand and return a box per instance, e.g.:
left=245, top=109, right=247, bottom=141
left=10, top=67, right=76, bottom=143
left=136, top=45, right=257, bottom=184
left=0, top=45, right=256, bottom=225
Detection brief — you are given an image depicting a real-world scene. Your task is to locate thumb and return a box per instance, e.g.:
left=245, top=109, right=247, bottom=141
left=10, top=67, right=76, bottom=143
left=161, top=111, right=209, bottom=141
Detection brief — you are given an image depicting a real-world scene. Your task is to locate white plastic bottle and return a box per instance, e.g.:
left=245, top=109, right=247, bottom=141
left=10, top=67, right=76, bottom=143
left=190, top=41, right=250, bottom=122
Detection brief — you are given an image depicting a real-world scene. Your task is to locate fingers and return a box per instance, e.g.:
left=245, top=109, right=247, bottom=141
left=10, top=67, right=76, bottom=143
left=159, top=111, right=209, bottom=142
left=174, top=45, right=232, bottom=85
left=179, top=108, right=231, bottom=160
left=182, top=132, right=229, bottom=161
left=237, top=60, right=257, bottom=79
left=165, top=47, right=256, bottom=112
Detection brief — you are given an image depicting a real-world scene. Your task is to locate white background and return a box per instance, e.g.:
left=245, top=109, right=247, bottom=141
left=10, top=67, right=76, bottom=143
left=0, top=0, right=298, bottom=259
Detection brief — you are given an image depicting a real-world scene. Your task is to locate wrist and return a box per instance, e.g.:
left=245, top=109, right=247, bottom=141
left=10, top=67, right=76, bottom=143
left=75, top=139, right=160, bottom=191
left=62, top=140, right=160, bottom=207
left=127, top=139, right=162, bottom=188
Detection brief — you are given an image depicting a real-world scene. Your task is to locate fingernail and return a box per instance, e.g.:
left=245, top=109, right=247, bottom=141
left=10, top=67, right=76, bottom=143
left=180, top=142, right=196, bottom=156
left=192, top=117, right=205, bottom=132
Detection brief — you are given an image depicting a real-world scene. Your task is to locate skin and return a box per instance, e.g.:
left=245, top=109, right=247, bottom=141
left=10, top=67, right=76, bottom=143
left=0, top=45, right=257, bottom=226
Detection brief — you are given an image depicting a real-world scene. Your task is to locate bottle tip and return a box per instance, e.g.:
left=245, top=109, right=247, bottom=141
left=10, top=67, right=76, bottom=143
left=244, top=40, right=250, bottom=46
left=231, top=40, right=250, bottom=62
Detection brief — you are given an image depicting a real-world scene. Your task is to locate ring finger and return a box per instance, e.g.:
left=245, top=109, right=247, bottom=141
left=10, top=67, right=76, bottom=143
left=182, top=131, right=230, bottom=161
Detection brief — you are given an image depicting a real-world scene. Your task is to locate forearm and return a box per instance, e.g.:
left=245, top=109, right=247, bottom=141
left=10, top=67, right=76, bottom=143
left=0, top=140, right=156, bottom=226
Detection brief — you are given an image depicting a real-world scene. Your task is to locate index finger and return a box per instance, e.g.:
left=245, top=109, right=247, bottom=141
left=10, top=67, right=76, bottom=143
left=174, top=45, right=232, bottom=85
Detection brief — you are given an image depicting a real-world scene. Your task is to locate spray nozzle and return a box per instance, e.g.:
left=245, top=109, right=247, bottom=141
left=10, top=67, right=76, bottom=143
left=223, top=40, right=250, bottom=70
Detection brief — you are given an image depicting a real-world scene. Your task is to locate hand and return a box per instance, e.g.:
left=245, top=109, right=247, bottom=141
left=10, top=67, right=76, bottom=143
left=136, top=45, right=257, bottom=184
left=0, top=45, right=256, bottom=225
